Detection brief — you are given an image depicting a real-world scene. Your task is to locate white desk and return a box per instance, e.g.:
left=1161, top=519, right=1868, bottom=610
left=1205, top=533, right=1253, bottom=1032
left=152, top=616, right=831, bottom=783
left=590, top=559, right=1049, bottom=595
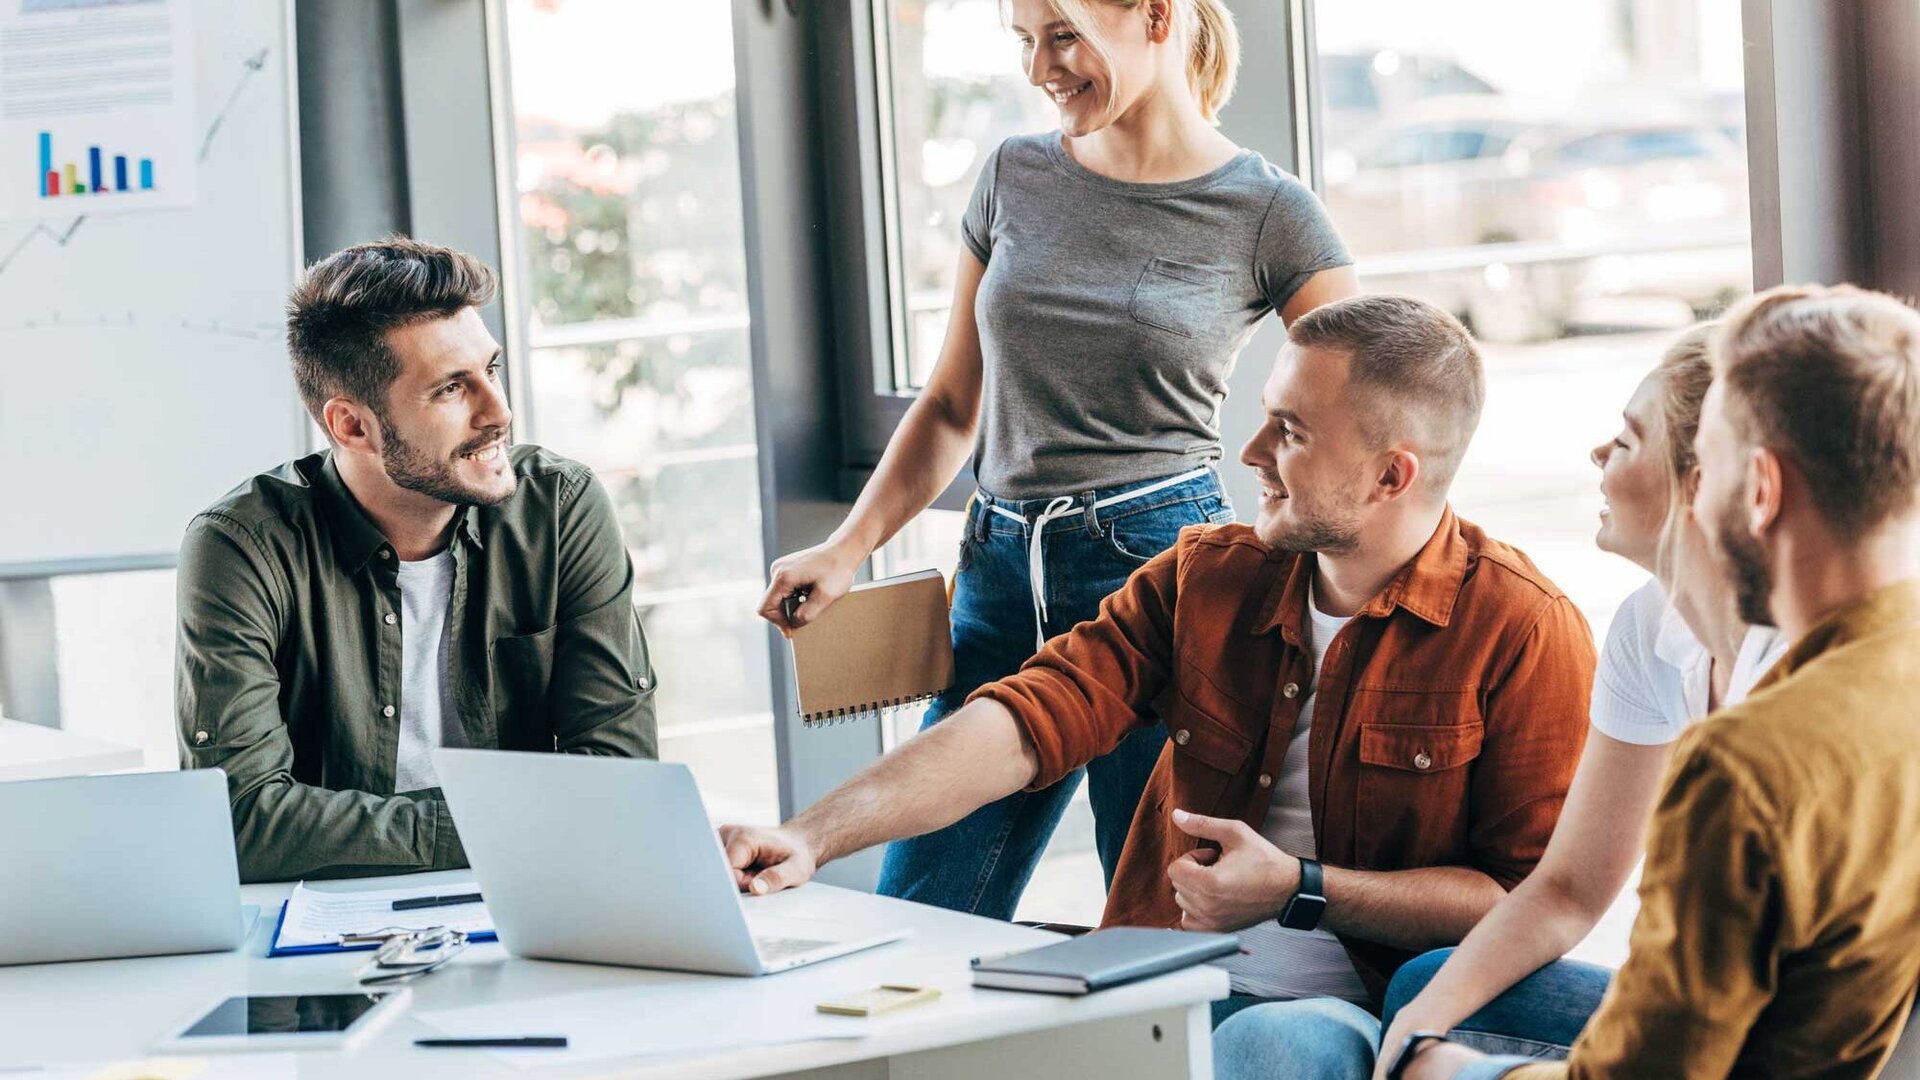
left=0, top=718, right=143, bottom=781
left=0, top=870, right=1227, bottom=1078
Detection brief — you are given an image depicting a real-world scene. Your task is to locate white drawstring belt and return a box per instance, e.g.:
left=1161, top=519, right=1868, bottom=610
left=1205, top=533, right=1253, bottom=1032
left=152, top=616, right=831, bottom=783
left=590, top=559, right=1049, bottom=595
left=987, top=467, right=1212, bottom=650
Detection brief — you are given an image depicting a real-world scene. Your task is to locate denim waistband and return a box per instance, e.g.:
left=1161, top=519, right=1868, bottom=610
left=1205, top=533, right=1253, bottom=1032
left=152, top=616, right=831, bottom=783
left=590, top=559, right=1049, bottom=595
left=970, top=467, right=1224, bottom=540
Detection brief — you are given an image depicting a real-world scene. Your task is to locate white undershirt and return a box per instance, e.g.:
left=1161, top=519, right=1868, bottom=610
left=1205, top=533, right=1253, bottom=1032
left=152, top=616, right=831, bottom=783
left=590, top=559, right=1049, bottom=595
left=394, top=550, right=464, bottom=793
left=1216, top=584, right=1371, bottom=1001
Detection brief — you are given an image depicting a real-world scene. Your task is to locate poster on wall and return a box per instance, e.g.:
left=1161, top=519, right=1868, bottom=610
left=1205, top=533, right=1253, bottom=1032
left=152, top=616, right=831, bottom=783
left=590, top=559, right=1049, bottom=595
left=0, top=0, right=196, bottom=221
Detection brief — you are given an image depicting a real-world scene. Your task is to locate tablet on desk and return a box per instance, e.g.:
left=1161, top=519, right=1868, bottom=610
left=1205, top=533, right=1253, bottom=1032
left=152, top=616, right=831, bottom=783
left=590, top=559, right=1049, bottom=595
left=155, top=989, right=409, bottom=1053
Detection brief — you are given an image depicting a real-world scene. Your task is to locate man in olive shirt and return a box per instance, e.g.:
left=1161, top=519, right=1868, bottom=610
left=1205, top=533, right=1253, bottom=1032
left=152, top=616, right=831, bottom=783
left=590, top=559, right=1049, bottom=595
left=1403, top=285, right=1920, bottom=1079
left=177, top=238, right=657, bottom=882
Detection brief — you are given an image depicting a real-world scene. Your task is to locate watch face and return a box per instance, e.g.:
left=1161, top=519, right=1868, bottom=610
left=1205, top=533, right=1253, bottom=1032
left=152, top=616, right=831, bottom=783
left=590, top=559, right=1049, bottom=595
left=1278, top=895, right=1326, bottom=931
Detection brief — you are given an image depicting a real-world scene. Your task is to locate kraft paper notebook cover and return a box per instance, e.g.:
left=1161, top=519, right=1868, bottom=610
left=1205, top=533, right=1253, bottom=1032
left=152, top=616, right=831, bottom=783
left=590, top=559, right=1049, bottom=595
left=790, top=569, right=954, bottom=726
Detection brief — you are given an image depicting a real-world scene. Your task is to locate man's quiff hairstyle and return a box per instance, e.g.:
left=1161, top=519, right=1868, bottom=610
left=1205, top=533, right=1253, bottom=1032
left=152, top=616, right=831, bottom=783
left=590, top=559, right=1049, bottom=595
left=1288, top=294, right=1485, bottom=494
left=285, top=236, right=497, bottom=431
left=1712, top=283, right=1920, bottom=532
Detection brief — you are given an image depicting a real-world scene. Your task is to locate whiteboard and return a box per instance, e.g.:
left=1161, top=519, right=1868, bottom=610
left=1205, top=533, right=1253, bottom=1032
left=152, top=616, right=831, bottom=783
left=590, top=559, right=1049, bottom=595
left=0, top=0, right=304, bottom=577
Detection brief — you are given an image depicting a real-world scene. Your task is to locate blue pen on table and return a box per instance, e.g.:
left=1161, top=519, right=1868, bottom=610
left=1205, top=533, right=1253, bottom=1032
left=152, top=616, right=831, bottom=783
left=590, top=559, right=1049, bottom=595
left=415, top=1036, right=568, bottom=1049
left=392, top=892, right=483, bottom=911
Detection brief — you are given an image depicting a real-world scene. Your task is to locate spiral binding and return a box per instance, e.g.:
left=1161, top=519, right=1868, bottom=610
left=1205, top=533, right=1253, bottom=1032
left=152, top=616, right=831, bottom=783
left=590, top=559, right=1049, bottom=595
left=801, top=691, right=941, bottom=728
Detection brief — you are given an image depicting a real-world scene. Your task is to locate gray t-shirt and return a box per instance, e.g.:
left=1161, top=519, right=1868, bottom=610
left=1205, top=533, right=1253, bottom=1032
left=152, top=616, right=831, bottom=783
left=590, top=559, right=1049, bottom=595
left=963, top=132, right=1350, bottom=498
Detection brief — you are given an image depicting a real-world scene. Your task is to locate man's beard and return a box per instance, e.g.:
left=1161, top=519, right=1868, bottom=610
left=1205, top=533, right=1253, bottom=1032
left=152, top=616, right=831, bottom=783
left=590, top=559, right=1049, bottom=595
left=1709, top=489, right=1776, bottom=627
left=1260, top=498, right=1363, bottom=556
left=379, top=417, right=516, bottom=508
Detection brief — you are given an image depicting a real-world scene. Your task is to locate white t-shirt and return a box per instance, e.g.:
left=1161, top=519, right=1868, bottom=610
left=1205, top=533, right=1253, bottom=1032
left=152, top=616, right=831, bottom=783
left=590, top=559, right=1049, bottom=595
left=393, top=550, right=466, bottom=793
left=1216, top=585, right=1371, bottom=1002
left=1590, top=578, right=1789, bottom=745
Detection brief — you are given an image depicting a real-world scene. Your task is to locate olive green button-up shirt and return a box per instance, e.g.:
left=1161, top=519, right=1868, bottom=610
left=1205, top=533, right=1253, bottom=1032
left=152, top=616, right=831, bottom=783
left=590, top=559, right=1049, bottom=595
left=176, top=445, right=657, bottom=882
left=1510, top=579, right=1920, bottom=1079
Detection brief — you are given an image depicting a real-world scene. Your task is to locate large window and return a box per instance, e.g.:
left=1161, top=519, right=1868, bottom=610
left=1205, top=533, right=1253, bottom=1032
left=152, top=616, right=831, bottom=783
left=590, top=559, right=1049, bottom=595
left=876, top=0, right=1053, bottom=390
left=502, top=0, right=775, bottom=825
left=1315, top=0, right=1751, bottom=642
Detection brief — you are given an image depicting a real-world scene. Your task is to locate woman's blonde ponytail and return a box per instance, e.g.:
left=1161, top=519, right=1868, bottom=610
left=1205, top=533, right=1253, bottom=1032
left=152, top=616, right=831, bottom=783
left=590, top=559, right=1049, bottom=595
left=1185, top=0, right=1240, bottom=123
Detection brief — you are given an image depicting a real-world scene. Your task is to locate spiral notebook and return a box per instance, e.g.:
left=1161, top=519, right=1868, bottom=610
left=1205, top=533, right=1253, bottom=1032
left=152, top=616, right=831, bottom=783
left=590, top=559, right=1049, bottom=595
left=790, top=569, right=954, bottom=726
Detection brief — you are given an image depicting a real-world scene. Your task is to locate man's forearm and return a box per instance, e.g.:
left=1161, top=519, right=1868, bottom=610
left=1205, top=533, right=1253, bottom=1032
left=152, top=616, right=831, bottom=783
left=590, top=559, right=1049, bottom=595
left=1322, top=864, right=1507, bottom=951
left=788, top=699, right=1038, bottom=865
left=232, top=779, right=463, bottom=882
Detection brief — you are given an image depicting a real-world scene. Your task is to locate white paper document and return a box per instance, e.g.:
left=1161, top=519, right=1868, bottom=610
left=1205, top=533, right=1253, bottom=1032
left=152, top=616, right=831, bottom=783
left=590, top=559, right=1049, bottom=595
left=9, top=1054, right=295, bottom=1080
left=417, top=980, right=874, bottom=1069
left=273, top=881, right=492, bottom=951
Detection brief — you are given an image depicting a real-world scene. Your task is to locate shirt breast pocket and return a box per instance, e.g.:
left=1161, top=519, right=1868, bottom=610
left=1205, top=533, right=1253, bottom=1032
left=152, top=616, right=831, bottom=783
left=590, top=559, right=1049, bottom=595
left=1129, top=257, right=1225, bottom=339
left=490, top=625, right=556, bottom=748
left=1163, top=692, right=1255, bottom=820
left=1348, top=688, right=1484, bottom=866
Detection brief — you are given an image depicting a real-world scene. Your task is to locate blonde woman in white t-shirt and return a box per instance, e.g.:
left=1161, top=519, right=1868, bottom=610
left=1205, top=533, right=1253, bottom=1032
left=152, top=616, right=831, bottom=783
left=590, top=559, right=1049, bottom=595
left=1355, top=325, right=1792, bottom=1073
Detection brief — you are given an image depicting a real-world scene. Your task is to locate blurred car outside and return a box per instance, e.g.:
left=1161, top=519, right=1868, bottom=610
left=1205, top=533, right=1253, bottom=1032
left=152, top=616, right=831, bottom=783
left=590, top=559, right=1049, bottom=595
left=1322, top=95, right=1751, bottom=342
left=1317, top=49, right=1501, bottom=154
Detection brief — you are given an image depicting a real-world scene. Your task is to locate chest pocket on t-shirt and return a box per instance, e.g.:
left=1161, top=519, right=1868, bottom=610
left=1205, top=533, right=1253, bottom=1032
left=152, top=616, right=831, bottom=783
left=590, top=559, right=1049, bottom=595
left=1129, top=257, right=1225, bottom=338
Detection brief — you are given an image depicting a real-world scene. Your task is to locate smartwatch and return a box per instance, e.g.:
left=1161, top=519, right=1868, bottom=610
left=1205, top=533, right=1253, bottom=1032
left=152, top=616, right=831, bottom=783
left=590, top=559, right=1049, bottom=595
left=1275, top=857, right=1326, bottom=931
left=1384, top=1031, right=1451, bottom=1080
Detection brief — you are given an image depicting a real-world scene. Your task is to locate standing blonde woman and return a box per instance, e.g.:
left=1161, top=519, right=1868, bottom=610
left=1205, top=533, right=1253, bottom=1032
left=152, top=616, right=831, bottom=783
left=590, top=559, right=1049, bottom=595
left=1210, top=325, right=1790, bottom=1077
left=757, top=0, right=1358, bottom=919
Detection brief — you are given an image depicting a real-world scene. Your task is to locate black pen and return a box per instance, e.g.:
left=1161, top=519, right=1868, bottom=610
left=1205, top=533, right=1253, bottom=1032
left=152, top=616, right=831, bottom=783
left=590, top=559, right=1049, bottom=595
left=781, top=590, right=809, bottom=628
left=392, top=891, right=483, bottom=911
left=415, top=1036, right=568, bottom=1049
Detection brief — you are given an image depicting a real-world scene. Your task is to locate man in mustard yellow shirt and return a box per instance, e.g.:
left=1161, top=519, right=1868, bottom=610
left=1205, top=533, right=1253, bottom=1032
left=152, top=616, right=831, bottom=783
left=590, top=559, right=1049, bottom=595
left=1399, top=283, right=1920, bottom=1079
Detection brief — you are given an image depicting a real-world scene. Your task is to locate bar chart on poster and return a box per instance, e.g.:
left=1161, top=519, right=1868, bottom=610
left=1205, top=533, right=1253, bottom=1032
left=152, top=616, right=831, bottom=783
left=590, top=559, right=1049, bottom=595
left=2, top=0, right=195, bottom=217
left=0, top=0, right=306, bottom=577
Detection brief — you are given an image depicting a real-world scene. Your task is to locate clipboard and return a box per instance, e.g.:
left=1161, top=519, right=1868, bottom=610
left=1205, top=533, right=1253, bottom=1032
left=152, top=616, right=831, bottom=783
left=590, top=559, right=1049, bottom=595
left=266, top=882, right=499, bottom=958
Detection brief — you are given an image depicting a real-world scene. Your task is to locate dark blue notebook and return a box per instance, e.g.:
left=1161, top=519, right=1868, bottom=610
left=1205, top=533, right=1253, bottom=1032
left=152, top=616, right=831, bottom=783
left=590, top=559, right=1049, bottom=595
left=970, top=927, right=1239, bottom=995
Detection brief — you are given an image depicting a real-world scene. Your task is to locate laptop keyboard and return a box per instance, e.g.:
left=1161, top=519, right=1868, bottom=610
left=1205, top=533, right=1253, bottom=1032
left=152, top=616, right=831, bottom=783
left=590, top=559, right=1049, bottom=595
left=756, top=935, right=836, bottom=961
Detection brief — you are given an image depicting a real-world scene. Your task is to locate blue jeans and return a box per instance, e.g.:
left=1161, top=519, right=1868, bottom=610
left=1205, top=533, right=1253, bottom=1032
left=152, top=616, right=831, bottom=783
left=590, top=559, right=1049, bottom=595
left=875, top=469, right=1233, bottom=918
left=1382, top=948, right=1612, bottom=1060
left=1215, top=998, right=1382, bottom=1080
left=1212, top=949, right=1614, bottom=1079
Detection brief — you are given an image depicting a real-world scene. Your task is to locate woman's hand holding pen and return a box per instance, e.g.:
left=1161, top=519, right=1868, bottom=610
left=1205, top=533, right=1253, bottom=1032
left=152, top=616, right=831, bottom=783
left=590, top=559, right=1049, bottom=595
left=757, top=537, right=867, bottom=637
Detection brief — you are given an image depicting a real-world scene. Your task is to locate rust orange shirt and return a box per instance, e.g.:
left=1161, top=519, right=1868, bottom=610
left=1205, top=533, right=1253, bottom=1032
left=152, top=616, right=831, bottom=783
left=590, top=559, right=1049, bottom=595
left=972, top=509, right=1595, bottom=999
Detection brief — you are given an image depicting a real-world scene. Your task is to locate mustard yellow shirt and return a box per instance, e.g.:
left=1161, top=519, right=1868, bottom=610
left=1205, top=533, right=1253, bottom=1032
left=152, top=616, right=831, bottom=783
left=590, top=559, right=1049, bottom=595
left=1512, top=579, right=1920, bottom=1078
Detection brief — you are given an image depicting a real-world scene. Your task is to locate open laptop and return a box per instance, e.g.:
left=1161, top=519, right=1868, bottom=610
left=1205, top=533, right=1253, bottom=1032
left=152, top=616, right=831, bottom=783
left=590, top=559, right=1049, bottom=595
left=0, top=768, right=245, bottom=965
left=434, top=748, right=905, bottom=975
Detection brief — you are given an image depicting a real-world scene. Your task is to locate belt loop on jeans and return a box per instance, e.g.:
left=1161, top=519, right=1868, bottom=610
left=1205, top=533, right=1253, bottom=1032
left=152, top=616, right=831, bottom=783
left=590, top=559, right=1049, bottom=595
left=970, top=491, right=991, bottom=543
left=1080, top=490, right=1100, bottom=537
left=985, top=466, right=1211, bottom=650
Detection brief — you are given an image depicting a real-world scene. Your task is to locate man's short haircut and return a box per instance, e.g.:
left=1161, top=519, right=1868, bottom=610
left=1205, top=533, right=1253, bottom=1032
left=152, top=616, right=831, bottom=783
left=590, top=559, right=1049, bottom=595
left=1288, top=294, right=1485, bottom=494
left=1713, top=283, right=1920, bottom=533
left=286, top=236, right=497, bottom=430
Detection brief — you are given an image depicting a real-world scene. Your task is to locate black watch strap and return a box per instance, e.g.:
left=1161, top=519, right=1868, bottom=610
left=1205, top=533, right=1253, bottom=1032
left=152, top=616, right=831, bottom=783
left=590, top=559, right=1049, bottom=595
left=1297, top=857, right=1323, bottom=902
left=1276, top=857, right=1326, bottom=931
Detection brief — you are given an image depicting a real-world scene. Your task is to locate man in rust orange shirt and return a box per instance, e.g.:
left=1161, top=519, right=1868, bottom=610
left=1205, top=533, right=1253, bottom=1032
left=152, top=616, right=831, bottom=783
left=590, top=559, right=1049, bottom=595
left=722, top=295, right=1595, bottom=1014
